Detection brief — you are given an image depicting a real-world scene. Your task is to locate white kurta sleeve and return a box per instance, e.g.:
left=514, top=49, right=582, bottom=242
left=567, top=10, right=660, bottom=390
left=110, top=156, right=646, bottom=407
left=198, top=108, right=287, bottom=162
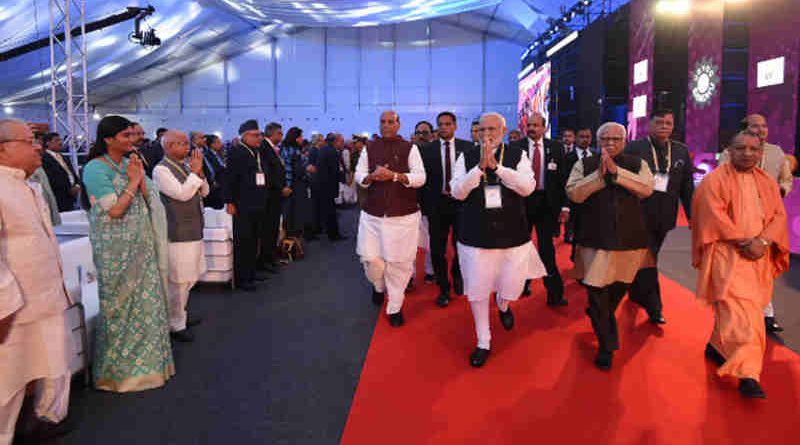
left=495, top=151, right=536, bottom=197
left=0, top=213, right=24, bottom=321
left=355, top=147, right=370, bottom=187
left=615, top=160, right=654, bottom=199
left=450, top=152, right=483, bottom=201
left=153, top=165, right=207, bottom=202
left=403, top=144, right=426, bottom=189
left=566, top=160, right=606, bottom=204
left=199, top=177, right=210, bottom=198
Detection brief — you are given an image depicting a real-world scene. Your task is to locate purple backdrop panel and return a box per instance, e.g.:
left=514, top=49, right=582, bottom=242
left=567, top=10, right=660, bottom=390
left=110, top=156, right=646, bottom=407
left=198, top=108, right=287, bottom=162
left=628, top=0, right=655, bottom=140
left=787, top=179, right=800, bottom=254
left=685, top=2, right=723, bottom=153
left=747, top=0, right=800, bottom=154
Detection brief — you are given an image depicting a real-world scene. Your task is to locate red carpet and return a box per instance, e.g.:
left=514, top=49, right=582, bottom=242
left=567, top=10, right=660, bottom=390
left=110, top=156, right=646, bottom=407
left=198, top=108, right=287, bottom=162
left=342, top=239, right=800, bottom=445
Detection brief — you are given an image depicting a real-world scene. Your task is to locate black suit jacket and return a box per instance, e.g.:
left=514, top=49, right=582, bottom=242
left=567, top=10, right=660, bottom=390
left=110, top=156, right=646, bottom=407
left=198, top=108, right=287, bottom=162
left=139, top=141, right=163, bottom=178
left=314, top=145, right=344, bottom=199
left=564, top=147, right=599, bottom=179
left=223, top=143, right=269, bottom=213
left=418, top=138, right=472, bottom=215
left=514, top=137, right=569, bottom=214
left=41, top=151, right=79, bottom=212
left=625, top=138, right=694, bottom=233
left=261, top=142, right=286, bottom=194
left=203, top=148, right=226, bottom=209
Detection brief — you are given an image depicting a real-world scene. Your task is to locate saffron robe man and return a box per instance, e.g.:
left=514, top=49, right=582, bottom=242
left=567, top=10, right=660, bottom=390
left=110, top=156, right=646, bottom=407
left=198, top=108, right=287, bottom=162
left=0, top=119, right=73, bottom=445
left=692, top=132, right=789, bottom=399
left=450, top=112, right=546, bottom=368
left=355, top=111, right=426, bottom=327
left=153, top=130, right=209, bottom=342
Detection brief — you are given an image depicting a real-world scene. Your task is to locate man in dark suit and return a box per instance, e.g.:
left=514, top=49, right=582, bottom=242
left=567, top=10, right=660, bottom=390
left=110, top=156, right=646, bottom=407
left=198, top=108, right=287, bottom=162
left=40, top=132, right=79, bottom=211
left=259, top=122, right=289, bottom=273
left=563, top=127, right=597, bottom=260
left=224, top=120, right=270, bottom=291
left=514, top=112, right=569, bottom=305
left=418, top=111, right=471, bottom=307
left=202, top=134, right=226, bottom=209
left=314, top=133, right=346, bottom=240
left=624, top=108, right=694, bottom=325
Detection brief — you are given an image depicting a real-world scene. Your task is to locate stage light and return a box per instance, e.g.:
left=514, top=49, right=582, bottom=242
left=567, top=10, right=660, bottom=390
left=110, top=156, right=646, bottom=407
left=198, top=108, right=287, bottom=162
left=3, top=105, right=13, bottom=114
left=655, top=0, right=690, bottom=15
left=93, top=112, right=101, bottom=120
left=546, top=31, right=579, bottom=58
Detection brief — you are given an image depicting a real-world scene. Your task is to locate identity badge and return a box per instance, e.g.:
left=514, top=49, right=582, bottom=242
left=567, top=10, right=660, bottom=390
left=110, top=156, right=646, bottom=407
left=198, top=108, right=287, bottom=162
left=484, top=185, right=502, bottom=209
left=255, top=172, right=266, bottom=187
left=654, top=173, right=669, bottom=193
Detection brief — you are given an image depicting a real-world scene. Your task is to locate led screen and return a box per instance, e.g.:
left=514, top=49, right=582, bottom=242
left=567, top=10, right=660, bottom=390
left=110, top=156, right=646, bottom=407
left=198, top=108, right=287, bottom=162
left=517, top=61, right=551, bottom=137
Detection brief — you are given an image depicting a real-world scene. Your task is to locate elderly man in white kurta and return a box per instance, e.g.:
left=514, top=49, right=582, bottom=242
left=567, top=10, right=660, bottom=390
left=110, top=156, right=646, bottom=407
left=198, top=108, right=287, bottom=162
left=450, top=112, right=546, bottom=367
left=153, top=131, right=209, bottom=343
left=355, top=111, right=426, bottom=327
left=0, top=119, right=73, bottom=445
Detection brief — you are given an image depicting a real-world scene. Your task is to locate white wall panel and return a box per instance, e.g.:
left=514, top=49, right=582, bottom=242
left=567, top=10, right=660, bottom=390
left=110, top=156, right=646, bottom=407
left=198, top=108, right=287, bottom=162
left=182, top=62, right=226, bottom=109
left=326, top=28, right=360, bottom=111
left=359, top=27, right=394, bottom=108
left=276, top=28, right=324, bottom=108
left=485, top=38, right=522, bottom=116
left=137, top=77, right=181, bottom=112
left=395, top=21, right=430, bottom=106
left=430, top=21, right=483, bottom=108
left=228, top=45, right=275, bottom=107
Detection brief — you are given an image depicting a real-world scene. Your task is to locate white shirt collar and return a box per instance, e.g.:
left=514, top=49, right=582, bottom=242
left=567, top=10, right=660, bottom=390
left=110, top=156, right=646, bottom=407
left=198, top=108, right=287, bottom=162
left=440, top=137, right=455, bottom=146
left=528, top=137, right=543, bottom=146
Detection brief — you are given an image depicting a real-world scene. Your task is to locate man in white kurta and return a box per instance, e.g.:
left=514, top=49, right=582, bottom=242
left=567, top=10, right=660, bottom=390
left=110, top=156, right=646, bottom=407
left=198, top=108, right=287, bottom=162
left=450, top=113, right=546, bottom=367
left=0, top=119, right=73, bottom=445
left=355, top=111, right=426, bottom=326
left=153, top=131, right=209, bottom=342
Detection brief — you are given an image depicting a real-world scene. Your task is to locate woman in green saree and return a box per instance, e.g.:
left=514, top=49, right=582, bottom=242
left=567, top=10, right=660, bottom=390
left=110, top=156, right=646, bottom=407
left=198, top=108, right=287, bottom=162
left=81, top=115, right=174, bottom=392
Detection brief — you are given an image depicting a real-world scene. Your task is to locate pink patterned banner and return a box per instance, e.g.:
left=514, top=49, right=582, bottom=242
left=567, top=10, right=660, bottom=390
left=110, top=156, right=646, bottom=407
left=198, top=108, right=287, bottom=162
left=627, top=0, right=655, bottom=141
left=685, top=1, right=723, bottom=154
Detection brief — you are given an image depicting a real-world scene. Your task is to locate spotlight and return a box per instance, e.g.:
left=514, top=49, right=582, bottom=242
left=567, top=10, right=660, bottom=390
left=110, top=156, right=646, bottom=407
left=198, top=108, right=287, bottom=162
left=655, top=0, right=690, bottom=15
left=128, top=5, right=162, bottom=47
left=3, top=105, right=13, bottom=114
left=93, top=112, right=101, bottom=120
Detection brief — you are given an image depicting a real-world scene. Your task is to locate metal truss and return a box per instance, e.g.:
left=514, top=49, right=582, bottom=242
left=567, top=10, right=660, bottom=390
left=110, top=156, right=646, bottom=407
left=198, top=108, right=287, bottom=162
left=49, top=0, right=89, bottom=171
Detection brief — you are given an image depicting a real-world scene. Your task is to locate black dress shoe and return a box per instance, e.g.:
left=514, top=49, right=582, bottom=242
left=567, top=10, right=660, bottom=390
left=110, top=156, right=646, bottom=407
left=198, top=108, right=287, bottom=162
left=17, top=417, right=76, bottom=444
left=389, top=311, right=404, bottom=327
left=423, top=273, right=435, bottom=284
left=238, top=282, right=258, bottom=292
left=704, top=343, right=726, bottom=367
left=264, top=264, right=279, bottom=274
left=498, top=308, right=514, bottom=330
left=594, top=350, right=613, bottom=370
left=648, top=312, right=666, bottom=325
left=765, top=316, right=784, bottom=333
left=372, top=290, right=385, bottom=306
left=187, top=316, right=203, bottom=328
left=406, top=278, right=415, bottom=293
left=521, top=280, right=532, bottom=297
left=453, top=277, right=464, bottom=296
left=469, top=347, right=491, bottom=367
left=739, top=378, right=766, bottom=399
left=435, top=292, right=450, bottom=308
left=253, top=272, right=269, bottom=282
left=170, top=329, right=195, bottom=343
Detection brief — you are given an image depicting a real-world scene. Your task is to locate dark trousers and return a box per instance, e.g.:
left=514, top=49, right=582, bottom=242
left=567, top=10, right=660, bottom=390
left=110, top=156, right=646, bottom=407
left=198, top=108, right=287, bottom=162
left=315, top=192, right=340, bottom=238
left=234, top=210, right=266, bottom=284
left=427, top=197, right=462, bottom=294
left=586, top=282, right=630, bottom=352
left=629, top=230, right=668, bottom=316
left=258, top=195, right=282, bottom=267
left=526, top=192, right=564, bottom=298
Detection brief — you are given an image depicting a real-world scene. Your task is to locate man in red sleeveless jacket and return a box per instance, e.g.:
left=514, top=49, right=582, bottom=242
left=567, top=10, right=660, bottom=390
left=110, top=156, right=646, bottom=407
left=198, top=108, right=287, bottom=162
left=355, top=111, right=427, bottom=327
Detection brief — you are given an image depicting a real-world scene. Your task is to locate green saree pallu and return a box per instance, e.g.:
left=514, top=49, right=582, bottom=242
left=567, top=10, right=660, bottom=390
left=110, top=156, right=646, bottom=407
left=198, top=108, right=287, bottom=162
left=83, top=157, right=175, bottom=392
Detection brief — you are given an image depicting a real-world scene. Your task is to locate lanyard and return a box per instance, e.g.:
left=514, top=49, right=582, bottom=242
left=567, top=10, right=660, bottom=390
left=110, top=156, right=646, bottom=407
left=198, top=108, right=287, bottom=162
left=648, top=137, right=671, bottom=173
left=482, top=143, right=506, bottom=182
left=243, top=144, right=263, bottom=172
left=164, top=156, right=190, bottom=180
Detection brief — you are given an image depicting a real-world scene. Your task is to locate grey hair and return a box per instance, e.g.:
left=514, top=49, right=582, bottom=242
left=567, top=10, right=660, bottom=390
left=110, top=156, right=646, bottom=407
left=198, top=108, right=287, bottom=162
left=264, top=122, right=282, bottom=137
left=479, top=112, right=507, bottom=129
left=161, top=130, right=187, bottom=148
left=0, top=118, right=28, bottom=142
left=596, top=122, right=627, bottom=141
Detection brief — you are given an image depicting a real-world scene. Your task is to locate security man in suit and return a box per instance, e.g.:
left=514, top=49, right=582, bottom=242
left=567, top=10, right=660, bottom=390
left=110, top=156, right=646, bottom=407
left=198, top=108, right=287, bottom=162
left=419, top=111, right=471, bottom=307
left=514, top=112, right=569, bottom=306
left=624, top=108, right=694, bottom=325
left=259, top=122, right=289, bottom=274
left=224, top=119, right=270, bottom=291
left=40, top=132, right=80, bottom=212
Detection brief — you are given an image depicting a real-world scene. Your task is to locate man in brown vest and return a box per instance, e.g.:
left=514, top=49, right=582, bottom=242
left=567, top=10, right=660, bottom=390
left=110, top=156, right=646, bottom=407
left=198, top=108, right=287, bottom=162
left=153, top=130, right=209, bottom=343
left=355, top=111, right=427, bottom=327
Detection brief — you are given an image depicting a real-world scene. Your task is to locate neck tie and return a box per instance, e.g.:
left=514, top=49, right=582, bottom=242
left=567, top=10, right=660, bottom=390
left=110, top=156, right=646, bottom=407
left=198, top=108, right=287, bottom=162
left=444, top=141, right=451, bottom=193
left=580, top=148, right=588, bottom=160
left=532, top=142, right=542, bottom=190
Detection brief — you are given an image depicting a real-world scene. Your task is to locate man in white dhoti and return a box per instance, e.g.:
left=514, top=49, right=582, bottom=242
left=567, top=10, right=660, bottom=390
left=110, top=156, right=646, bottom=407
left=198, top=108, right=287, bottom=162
left=355, top=111, right=426, bottom=327
left=153, top=130, right=209, bottom=343
left=0, top=119, right=74, bottom=444
left=450, top=112, right=547, bottom=367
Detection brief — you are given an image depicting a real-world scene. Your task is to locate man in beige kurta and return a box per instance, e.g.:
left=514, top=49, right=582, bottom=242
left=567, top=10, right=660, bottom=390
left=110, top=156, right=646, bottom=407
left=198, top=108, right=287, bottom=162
left=0, top=119, right=74, bottom=444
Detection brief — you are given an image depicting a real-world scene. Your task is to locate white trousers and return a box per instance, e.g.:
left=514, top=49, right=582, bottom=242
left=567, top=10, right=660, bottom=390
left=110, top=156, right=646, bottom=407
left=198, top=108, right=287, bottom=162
left=168, top=280, right=196, bottom=332
left=0, top=375, right=70, bottom=445
left=363, top=258, right=415, bottom=315
left=469, top=294, right=512, bottom=350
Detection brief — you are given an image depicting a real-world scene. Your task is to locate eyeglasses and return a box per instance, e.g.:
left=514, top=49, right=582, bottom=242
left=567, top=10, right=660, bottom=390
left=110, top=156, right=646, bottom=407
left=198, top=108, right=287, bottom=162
left=414, top=130, right=431, bottom=135
left=599, top=137, right=625, bottom=143
left=0, top=138, right=42, bottom=146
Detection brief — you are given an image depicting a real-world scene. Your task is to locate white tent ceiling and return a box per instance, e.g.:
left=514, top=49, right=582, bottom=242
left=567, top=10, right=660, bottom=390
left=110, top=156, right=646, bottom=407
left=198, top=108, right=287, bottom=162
left=0, top=0, right=588, bottom=106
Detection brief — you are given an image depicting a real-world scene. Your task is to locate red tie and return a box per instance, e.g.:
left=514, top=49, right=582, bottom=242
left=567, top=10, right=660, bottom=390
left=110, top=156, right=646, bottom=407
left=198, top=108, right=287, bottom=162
left=532, top=142, right=542, bottom=190
left=444, top=141, right=451, bottom=193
